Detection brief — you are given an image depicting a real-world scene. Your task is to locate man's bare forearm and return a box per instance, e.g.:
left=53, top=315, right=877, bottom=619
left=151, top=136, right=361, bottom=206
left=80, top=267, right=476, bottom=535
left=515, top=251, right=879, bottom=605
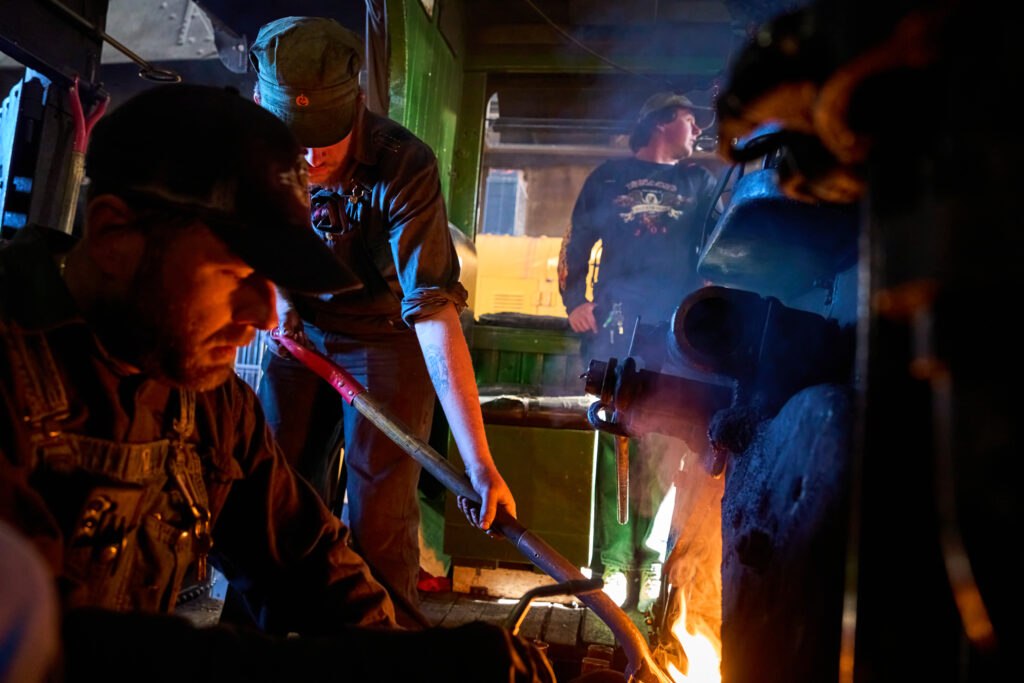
left=414, top=304, right=517, bottom=528
left=413, top=305, right=494, bottom=473
left=421, top=342, right=451, bottom=402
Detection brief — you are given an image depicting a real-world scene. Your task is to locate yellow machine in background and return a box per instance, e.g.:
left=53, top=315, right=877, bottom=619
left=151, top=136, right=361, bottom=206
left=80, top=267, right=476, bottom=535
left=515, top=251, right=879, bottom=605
left=472, top=233, right=600, bottom=319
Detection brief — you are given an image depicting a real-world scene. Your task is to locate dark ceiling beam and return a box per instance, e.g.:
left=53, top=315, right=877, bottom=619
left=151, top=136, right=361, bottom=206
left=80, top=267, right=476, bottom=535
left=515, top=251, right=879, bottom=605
left=465, top=19, right=740, bottom=76
left=470, top=0, right=737, bottom=27
left=470, top=21, right=740, bottom=46
left=465, top=49, right=726, bottom=77
left=487, top=76, right=721, bottom=120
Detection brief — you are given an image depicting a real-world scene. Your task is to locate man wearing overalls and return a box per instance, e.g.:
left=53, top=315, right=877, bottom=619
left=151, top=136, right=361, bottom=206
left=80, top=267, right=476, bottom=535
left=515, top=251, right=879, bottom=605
left=0, top=84, right=552, bottom=683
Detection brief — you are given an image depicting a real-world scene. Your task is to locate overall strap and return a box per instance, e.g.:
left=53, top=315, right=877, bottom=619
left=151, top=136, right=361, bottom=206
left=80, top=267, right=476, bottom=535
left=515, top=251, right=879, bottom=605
left=38, top=435, right=172, bottom=484
left=168, top=387, right=213, bottom=580
left=0, top=320, right=70, bottom=430
left=2, top=316, right=198, bottom=490
left=169, top=388, right=208, bottom=510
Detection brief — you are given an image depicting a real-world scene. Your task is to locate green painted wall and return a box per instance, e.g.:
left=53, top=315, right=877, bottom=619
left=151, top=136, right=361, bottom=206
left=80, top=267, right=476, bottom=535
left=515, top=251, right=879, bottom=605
left=387, top=0, right=465, bottom=217
left=448, top=72, right=487, bottom=239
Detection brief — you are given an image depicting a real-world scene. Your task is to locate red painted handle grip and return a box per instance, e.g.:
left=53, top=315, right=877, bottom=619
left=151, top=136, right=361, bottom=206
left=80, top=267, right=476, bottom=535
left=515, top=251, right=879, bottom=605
left=270, top=330, right=365, bottom=405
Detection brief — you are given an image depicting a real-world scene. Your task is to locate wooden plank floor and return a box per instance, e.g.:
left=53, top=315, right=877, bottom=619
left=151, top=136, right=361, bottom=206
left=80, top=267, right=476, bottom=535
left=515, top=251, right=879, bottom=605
left=418, top=589, right=640, bottom=678
left=177, top=573, right=639, bottom=680
left=420, top=590, right=617, bottom=644
left=178, top=570, right=626, bottom=652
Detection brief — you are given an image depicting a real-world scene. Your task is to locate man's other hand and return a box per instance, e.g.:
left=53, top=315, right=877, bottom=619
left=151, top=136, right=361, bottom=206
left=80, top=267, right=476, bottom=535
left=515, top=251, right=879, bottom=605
left=267, top=308, right=313, bottom=357
left=568, top=302, right=598, bottom=334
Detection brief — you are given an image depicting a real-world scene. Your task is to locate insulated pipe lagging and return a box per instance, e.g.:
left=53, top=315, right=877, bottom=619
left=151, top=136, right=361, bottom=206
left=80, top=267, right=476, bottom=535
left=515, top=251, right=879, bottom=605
left=272, top=333, right=673, bottom=683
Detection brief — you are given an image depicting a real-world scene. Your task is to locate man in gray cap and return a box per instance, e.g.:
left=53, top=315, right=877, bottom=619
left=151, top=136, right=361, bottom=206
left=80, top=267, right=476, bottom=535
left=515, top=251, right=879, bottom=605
left=0, top=83, right=553, bottom=683
left=558, top=91, right=719, bottom=613
left=250, top=16, right=516, bottom=615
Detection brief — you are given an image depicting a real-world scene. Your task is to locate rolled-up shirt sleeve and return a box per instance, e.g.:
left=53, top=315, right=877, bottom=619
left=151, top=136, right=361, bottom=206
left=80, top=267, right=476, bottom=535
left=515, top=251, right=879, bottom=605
left=401, top=282, right=469, bottom=325
left=384, top=144, right=469, bottom=326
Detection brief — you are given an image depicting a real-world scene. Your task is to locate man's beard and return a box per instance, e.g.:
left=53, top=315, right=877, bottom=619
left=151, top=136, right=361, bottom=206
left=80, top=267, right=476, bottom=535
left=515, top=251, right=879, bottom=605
left=90, top=270, right=239, bottom=391
left=144, top=307, right=239, bottom=391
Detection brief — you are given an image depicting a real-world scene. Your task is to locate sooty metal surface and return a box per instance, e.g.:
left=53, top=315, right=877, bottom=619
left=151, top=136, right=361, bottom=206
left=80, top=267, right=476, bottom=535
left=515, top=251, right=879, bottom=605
left=721, top=384, right=852, bottom=683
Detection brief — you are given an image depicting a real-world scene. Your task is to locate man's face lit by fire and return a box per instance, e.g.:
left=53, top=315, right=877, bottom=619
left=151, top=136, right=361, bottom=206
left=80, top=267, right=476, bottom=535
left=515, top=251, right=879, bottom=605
left=302, top=134, right=351, bottom=187
left=126, top=222, right=277, bottom=390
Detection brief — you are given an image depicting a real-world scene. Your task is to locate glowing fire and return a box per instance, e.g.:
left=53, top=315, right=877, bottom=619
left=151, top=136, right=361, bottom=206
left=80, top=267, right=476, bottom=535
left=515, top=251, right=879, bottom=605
left=656, top=441, right=725, bottom=682
left=667, top=591, right=722, bottom=682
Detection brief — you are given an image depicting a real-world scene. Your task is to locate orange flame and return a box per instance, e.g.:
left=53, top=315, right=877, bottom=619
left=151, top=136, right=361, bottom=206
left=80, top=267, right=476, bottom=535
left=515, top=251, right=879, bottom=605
left=667, top=590, right=722, bottom=683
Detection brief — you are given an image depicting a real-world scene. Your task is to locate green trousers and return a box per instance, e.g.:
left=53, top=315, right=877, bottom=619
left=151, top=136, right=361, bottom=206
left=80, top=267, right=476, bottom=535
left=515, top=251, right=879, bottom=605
left=592, top=431, right=684, bottom=575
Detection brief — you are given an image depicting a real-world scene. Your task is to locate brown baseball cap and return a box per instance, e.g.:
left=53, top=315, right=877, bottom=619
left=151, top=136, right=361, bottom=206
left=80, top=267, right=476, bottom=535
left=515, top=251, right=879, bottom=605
left=250, top=16, right=364, bottom=148
left=85, top=83, right=357, bottom=294
left=637, top=91, right=716, bottom=129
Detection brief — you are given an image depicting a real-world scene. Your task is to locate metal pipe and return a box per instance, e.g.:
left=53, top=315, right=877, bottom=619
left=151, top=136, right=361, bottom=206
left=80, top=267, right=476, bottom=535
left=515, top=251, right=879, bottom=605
left=615, top=435, right=630, bottom=524
left=478, top=394, right=595, bottom=430
left=44, top=0, right=181, bottom=82
left=503, top=578, right=604, bottom=635
left=273, top=334, right=673, bottom=682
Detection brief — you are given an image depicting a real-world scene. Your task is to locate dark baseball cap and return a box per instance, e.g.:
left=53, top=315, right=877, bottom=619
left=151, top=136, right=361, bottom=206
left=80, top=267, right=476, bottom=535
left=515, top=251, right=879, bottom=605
left=250, top=16, right=364, bottom=148
left=637, top=91, right=716, bottom=129
left=84, top=83, right=357, bottom=294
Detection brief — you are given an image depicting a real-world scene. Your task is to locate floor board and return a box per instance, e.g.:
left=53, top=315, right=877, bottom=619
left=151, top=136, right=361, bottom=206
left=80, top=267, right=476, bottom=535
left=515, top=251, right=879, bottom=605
left=176, top=573, right=637, bottom=680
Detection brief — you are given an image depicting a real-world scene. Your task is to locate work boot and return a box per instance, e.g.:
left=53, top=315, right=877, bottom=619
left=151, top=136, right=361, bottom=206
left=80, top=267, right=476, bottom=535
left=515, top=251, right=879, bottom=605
left=601, top=570, right=629, bottom=608
left=637, top=563, right=662, bottom=613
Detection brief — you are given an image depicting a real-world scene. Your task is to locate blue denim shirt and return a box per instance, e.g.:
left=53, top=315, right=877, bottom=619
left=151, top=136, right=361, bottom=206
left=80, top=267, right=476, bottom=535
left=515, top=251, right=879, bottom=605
left=291, top=107, right=468, bottom=334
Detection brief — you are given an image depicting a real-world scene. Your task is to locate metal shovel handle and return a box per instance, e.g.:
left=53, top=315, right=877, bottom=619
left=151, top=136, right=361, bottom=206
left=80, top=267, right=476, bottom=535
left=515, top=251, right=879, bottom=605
left=271, top=332, right=672, bottom=682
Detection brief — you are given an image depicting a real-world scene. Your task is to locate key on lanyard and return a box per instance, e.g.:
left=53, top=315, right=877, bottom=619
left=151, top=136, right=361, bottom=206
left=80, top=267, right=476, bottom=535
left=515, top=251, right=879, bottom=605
left=170, top=462, right=213, bottom=581
left=603, top=302, right=625, bottom=344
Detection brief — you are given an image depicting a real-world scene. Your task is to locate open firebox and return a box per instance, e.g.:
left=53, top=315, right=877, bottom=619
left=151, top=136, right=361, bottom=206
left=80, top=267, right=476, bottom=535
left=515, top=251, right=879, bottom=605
left=576, top=0, right=1019, bottom=671
left=581, top=282, right=856, bottom=682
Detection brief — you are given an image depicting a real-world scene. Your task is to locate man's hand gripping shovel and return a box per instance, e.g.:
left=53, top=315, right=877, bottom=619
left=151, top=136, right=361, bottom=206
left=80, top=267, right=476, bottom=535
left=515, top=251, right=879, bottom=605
left=269, top=330, right=674, bottom=683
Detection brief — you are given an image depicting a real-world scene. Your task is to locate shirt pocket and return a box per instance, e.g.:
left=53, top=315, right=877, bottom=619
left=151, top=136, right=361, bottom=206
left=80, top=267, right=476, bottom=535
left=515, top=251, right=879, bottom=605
left=61, top=484, right=146, bottom=610
left=125, top=511, right=199, bottom=612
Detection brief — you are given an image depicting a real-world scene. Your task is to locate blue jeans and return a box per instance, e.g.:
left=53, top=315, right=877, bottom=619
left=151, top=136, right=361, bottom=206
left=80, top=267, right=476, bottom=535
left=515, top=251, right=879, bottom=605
left=258, top=324, right=434, bottom=608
